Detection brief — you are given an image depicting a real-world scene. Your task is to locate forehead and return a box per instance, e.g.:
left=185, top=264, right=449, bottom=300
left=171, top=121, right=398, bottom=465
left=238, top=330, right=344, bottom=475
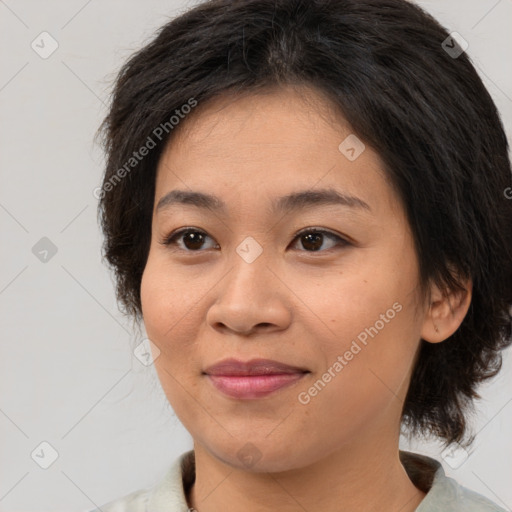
left=162, top=86, right=357, bottom=159
left=154, top=86, right=399, bottom=218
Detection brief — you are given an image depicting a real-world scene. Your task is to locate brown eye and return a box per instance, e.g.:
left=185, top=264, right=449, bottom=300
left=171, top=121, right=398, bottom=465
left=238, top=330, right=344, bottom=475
left=292, top=229, right=349, bottom=252
left=160, top=228, right=218, bottom=251
left=301, top=232, right=323, bottom=251
left=160, top=227, right=349, bottom=253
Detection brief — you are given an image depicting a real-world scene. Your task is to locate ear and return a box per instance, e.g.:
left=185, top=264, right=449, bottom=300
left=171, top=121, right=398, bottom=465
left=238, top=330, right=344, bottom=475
left=421, top=275, right=472, bottom=343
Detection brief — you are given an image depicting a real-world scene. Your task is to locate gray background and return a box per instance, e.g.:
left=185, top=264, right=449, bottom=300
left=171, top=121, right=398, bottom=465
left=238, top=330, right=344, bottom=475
left=0, top=0, right=511, bottom=510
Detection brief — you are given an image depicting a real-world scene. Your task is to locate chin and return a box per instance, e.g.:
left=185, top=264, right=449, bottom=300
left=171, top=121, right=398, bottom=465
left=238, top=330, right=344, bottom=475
left=204, top=438, right=319, bottom=474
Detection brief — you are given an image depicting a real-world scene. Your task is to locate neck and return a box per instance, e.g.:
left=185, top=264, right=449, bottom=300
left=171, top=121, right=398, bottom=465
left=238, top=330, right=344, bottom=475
left=187, top=431, right=426, bottom=512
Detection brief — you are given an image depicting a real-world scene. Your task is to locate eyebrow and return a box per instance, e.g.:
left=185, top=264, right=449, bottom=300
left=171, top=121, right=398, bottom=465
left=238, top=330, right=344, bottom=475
left=155, top=188, right=371, bottom=215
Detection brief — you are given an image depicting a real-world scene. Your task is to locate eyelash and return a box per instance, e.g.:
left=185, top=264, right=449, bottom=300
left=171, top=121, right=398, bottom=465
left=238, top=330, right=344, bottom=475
left=159, top=227, right=350, bottom=253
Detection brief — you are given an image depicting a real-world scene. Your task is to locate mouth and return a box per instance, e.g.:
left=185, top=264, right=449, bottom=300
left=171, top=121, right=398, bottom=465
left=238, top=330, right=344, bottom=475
left=203, top=358, right=310, bottom=399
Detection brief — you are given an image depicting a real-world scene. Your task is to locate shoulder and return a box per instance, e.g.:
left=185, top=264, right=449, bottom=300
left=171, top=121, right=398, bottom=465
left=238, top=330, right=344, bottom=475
left=87, top=450, right=195, bottom=512
left=423, top=472, right=507, bottom=512
left=88, top=488, right=150, bottom=512
left=400, top=450, right=507, bottom=512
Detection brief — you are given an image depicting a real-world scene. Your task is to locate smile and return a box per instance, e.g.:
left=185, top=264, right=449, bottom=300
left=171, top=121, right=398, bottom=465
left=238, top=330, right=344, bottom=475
left=206, top=373, right=308, bottom=399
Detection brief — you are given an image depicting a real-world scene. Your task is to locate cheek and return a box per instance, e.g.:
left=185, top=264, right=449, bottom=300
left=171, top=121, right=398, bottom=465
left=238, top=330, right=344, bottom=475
left=140, top=259, right=202, bottom=414
left=140, top=259, right=198, bottom=359
left=307, top=249, right=422, bottom=405
left=298, top=303, right=420, bottom=445
left=313, top=271, right=412, bottom=353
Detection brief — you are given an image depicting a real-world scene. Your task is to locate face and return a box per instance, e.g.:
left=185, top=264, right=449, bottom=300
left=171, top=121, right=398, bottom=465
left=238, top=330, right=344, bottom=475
left=140, top=86, right=428, bottom=472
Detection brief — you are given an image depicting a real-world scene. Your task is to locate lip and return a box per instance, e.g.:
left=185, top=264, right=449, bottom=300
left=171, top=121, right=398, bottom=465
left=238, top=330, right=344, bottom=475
left=203, top=358, right=309, bottom=376
left=203, top=358, right=310, bottom=400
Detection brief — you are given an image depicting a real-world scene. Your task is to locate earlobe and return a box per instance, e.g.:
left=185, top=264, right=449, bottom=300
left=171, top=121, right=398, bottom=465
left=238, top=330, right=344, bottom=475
left=421, top=277, right=472, bottom=343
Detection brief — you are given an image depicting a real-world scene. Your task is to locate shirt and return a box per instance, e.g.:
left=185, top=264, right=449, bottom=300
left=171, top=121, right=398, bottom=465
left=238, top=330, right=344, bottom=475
left=90, top=450, right=507, bottom=511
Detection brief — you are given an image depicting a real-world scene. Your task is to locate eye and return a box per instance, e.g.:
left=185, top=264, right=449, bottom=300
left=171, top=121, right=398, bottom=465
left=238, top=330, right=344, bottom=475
left=290, top=228, right=350, bottom=252
left=160, top=227, right=349, bottom=253
left=159, top=228, right=218, bottom=251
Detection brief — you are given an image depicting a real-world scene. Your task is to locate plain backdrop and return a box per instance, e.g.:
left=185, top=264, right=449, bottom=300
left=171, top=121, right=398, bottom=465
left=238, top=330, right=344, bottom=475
left=0, top=0, right=511, bottom=511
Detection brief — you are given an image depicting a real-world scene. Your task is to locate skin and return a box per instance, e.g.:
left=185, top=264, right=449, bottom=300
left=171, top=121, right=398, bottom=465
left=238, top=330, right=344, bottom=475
left=140, top=85, right=472, bottom=512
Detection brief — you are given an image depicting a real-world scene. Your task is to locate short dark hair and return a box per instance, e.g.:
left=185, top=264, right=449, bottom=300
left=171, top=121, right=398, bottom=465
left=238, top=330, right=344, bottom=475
left=96, top=0, right=512, bottom=446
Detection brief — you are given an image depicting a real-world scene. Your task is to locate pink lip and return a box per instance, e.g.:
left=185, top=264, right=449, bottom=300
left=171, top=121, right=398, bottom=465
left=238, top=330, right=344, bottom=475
left=203, top=358, right=309, bottom=399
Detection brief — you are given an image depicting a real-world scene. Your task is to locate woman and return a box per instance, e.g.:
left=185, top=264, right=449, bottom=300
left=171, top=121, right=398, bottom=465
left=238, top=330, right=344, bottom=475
left=92, top=0, right=512, bottom=510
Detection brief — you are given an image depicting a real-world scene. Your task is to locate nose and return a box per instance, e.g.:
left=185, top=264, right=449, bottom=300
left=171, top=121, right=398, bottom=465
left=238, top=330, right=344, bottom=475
left=206, top=253, right=292, bottom=336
